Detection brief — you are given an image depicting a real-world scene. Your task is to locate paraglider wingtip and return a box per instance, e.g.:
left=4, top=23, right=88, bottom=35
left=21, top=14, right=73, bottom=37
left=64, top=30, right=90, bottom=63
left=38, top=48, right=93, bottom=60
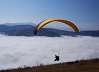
left=34, top=29, right=37, bottom=35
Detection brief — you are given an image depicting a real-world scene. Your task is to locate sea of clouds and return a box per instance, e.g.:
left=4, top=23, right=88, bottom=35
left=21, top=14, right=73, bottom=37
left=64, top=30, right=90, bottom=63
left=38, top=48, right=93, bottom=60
left=0, top=34, right=99, bottom=70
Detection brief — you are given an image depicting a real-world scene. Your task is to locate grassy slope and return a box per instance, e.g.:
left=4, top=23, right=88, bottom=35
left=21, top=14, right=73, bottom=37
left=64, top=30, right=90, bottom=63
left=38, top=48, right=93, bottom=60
left=0, top=59, right=99, bottom=72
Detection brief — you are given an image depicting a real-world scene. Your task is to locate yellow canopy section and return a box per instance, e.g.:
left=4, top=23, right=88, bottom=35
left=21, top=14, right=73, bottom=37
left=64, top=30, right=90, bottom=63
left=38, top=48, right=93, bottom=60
left=34, top=18, right=80, bottom=34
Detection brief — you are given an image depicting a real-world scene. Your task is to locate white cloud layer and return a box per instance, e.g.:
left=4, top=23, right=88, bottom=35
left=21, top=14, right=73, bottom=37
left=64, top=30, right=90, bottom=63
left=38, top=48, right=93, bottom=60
left=0, top=34, right=99, bottom=70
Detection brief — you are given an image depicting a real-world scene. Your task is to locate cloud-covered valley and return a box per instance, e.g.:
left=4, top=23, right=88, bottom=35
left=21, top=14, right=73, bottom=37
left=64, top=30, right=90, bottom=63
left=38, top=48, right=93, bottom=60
left=0, top=34, right=99, bottom=70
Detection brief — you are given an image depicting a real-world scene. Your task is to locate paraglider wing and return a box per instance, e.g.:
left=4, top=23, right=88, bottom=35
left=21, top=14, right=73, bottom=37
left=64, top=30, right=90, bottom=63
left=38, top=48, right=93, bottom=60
left=34, top=18, right=80, bottom=34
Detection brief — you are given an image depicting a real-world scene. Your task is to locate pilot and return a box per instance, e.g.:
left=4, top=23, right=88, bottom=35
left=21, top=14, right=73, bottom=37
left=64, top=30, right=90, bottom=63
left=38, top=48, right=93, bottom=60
left=54, top=54, right=60, bottom=61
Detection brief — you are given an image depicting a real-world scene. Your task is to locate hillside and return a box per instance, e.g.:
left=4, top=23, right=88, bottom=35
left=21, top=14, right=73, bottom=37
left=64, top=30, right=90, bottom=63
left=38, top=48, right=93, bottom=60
left=0, top=58, right=99, bottom=72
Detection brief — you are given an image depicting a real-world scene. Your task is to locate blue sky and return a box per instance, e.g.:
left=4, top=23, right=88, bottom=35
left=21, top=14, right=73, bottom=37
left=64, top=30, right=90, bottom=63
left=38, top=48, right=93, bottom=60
left=0, top=0, right=99, bottom=30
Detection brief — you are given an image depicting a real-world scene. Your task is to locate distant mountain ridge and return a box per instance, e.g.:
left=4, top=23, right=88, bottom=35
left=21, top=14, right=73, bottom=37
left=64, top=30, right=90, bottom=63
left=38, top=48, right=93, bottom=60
left=0, top=24, right=99, bottom=37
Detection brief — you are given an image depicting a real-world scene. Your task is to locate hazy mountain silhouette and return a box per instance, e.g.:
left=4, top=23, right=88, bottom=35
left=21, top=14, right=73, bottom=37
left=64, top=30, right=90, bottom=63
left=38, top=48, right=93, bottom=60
left=0, top=24, right=99, bottom=37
